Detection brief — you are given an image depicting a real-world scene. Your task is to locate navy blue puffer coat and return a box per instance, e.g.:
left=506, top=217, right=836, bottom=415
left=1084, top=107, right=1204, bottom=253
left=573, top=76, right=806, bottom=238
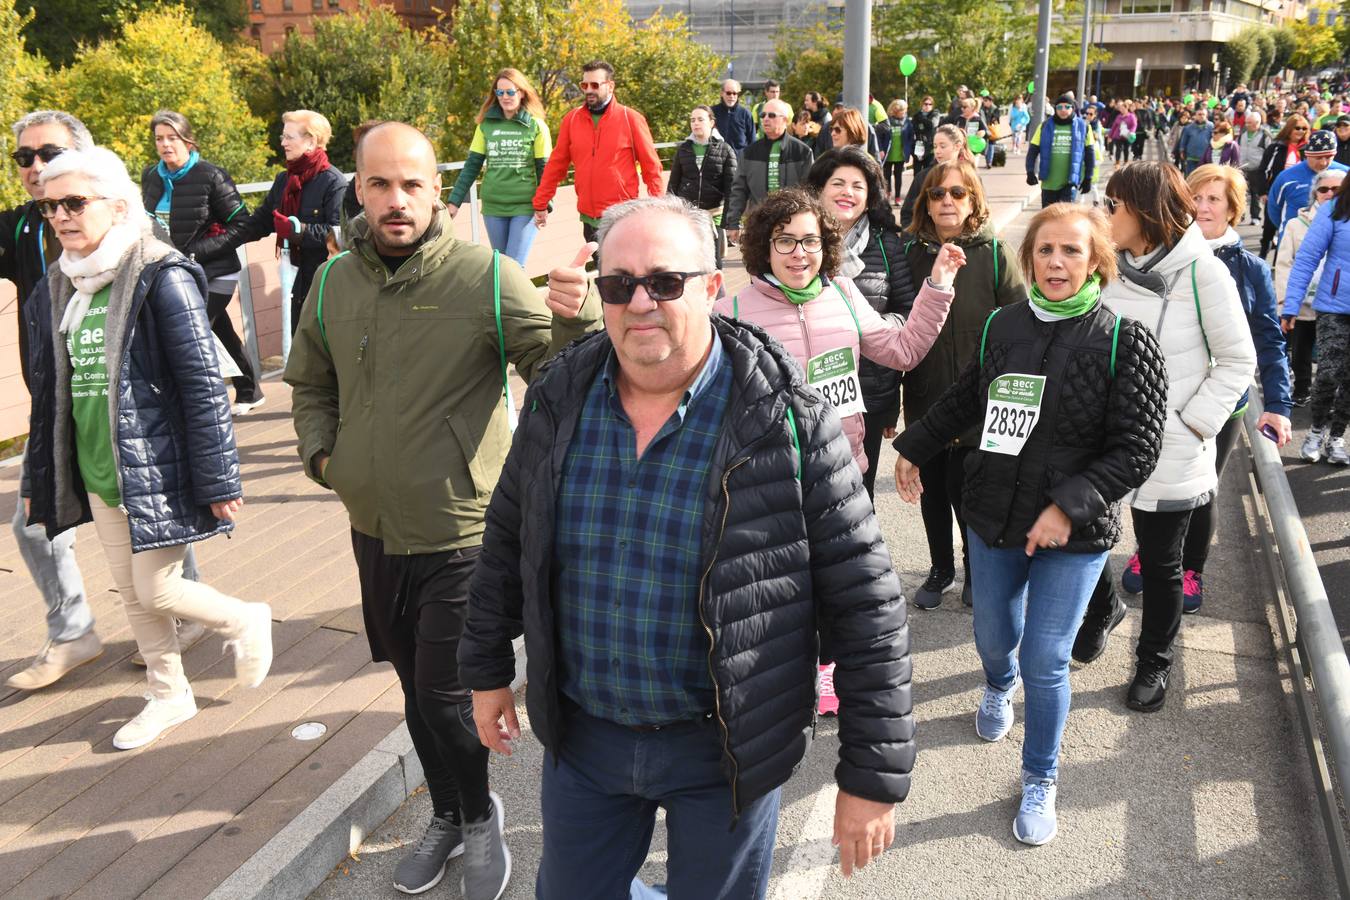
left=24, top=235, right=242, bottom=550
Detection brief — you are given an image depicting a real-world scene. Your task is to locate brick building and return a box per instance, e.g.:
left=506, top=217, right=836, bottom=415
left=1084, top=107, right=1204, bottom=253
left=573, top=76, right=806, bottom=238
left=246, top=0, right=443, bottom=54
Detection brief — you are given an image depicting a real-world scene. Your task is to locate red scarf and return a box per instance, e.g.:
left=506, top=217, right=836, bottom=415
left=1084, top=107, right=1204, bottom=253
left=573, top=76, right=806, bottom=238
left=281, top=148, right=329, bottom=218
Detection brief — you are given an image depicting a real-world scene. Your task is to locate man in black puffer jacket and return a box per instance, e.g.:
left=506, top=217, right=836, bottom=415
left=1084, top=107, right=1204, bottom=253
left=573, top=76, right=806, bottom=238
left=459, top=196, right=913, bottom=897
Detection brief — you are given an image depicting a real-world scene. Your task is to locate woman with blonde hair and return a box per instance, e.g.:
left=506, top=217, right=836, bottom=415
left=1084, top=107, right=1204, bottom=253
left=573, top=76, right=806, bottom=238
left=447, top=67, right=553, bottom=266
left=894, top=202, right=1166, bottom=845
left=903, top=160, right=1026, bottom=609
left=191, top=109, right=344, bottom=335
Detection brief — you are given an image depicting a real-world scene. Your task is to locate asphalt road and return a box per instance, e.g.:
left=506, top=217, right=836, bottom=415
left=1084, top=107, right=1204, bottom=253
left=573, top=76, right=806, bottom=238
left=311, top=196, right=1338, bottom=900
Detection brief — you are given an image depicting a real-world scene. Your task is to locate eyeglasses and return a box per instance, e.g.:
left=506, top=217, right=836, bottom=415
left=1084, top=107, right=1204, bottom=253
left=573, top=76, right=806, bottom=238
left=10, top=144, right=65, bottom=168
left=36, top=195, right=108, bottom=218
left=1103, top=197, right=1121, bottom=213
left=772, top=235, right=823, bottom=254
left=1055, top=104, right=1075, bottom=111
left=1316, top=185, right=1340, bottom=195
left=723, top=90, right=740, bottom=96
left=595, top=271, right=708, bottom=304
left=926, top=185, right=970, bottom=201
left=579, top=81, right=608, bottom=91
left=495, top=88, right=518, bottom=97
left=830, top=125, right=844, bottom=133
left=762, top=112, right=783, bottom=119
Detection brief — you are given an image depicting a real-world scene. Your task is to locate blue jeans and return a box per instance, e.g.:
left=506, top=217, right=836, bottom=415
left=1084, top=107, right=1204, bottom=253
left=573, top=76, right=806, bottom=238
left=1040, top=185, right=1078, bottom=208
left=482, top=214, right=538, bottom=268
left=12, top=466, right=91, bottom=643
left=537, top=704, right=781, bottom=900
left=967, top=528, right=1107, bottom=780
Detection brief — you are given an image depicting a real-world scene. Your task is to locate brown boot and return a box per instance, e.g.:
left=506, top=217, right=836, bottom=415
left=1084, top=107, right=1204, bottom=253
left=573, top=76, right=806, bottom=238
left=5, top=631, right=103, bottom=690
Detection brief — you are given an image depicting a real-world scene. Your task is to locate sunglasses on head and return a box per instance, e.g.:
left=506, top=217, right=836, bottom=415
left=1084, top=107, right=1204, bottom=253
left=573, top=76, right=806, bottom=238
left=595, top=271, right=707, bottom=305
left=36, top=195, right=107, bottom=218
left=927, top=185, right=970, bottom=201
left=495, top=88, right=518, bottom=97
left=579, top=81, right=608, bottom=91
left=10, top=144, right=65, bottom=168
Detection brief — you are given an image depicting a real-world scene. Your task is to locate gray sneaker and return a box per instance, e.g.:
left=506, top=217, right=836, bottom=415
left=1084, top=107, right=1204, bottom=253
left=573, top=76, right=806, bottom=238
left=393, top=815, right=463, bottom=894
left=1328, top=436, right=1350, bottom=466
left=462, top=791, right=511, bottom=900
left=1301, top=426, right=1327, bottom=462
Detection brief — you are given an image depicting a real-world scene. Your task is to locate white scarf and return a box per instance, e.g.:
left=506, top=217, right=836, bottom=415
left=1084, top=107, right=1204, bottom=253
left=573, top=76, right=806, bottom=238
left=838, top=217, right=871, bottom=279
left=57, top=221, right=142, bottom=334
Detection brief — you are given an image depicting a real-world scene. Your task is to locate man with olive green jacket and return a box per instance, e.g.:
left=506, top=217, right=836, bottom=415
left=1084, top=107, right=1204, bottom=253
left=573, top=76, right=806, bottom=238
left=284, top=122, right=599, bottom=898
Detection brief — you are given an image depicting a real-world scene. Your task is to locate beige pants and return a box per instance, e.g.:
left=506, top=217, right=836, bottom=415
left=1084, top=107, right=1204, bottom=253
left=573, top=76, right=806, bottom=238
left=88, top=497, right=250, bottom=698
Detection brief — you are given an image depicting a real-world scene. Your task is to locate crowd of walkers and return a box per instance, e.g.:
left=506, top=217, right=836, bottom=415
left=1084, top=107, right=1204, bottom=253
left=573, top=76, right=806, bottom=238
left=2, top=66, right=1348, bottom=899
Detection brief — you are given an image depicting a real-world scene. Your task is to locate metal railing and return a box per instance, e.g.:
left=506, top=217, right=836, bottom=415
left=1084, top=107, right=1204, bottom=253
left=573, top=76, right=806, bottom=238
left=1243, top=402, right=1350, bottom=897
left=231, top=143, right=680, bottom=370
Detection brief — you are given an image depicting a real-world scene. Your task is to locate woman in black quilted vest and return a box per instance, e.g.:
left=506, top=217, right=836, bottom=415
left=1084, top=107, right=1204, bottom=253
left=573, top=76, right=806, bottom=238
left=893, top=203, right=1167, bottom=847
left=141, top=111, right=263, bottom=414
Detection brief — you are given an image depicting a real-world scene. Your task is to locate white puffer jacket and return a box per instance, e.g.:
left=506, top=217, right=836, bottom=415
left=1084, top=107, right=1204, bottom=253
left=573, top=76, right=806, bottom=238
left=1102, top=223, right=1257, bottom=512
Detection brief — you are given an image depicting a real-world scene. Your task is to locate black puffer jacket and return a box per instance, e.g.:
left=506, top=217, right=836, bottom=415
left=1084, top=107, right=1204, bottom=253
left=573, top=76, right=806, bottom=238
left=0, top=200, right=56, bottom=389
left=140, top=159, right=248, bottom=281
left=668, top=135, right=738, bottom=211
left=895, top=302, right=1167, bottom=553
left=189, top=165, right=345, bottom=307
left=24, top=236, right=241, bottom=550
left=854, top=226, right=917, bottom=414
left=459, top=316, right=915, bottom=816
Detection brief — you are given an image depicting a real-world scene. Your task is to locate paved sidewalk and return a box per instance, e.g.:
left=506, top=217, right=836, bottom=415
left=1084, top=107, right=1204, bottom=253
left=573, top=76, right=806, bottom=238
left=311, top=186, right=1339, bottom=898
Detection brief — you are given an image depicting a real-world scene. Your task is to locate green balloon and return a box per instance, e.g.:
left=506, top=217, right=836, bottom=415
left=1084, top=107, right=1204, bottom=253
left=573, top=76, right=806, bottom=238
left=1027, top=81, right=1035, bottom=94
left=980, top=89, right=990, bottom=97
left=1183, top=93, right=1194, bottom=104
left=968, top=134, right=987, bottom=154
left=1207, top=96, right=1219, bottom=109
left=899, top=54, right=917, bottom=77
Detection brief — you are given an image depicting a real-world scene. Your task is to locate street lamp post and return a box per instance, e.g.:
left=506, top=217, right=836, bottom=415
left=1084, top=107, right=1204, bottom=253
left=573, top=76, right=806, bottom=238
left=843, top=0, right=873, bottom=111
left=1077, top=0, right=1092, bottom=103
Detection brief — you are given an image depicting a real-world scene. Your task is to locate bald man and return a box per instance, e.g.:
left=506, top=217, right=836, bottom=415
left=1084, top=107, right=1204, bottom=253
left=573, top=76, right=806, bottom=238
left=284, top=121, right=601, bottom=899
left=724, top=99, right=815, bottom=243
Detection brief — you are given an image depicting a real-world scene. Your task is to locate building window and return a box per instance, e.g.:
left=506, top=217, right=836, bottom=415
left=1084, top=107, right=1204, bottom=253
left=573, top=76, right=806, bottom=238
left=329, top=0, right=341, bottom=6
left=250, top=24, right=262, bottom=45
left=313, top=0, right=322, bottom=8
left=282, top=0, right=292, bottom=9
left=252, top=0, right=262, bottom=9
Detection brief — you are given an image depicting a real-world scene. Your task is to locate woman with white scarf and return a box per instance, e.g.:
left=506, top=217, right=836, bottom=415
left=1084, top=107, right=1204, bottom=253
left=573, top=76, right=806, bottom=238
left=806, top=146, right=920, bottom=498
left=22, top=147, right=273, bottom=751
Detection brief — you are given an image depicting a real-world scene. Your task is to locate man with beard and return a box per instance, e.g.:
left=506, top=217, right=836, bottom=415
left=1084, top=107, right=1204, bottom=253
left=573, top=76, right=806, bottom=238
left=534, top=59, right=664, bottom=259
left=285, top=122, right=601, bottom=899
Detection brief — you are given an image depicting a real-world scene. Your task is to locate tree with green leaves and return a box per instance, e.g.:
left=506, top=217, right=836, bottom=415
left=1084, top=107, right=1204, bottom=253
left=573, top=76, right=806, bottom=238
left=16, top=0, right=248, bottom=68
left=1271, top=28, right=1298, bottom=79
left=269, top=4, right=452, bottom=171
left=775, top=0, right=1110, bottom=112
left=45, top=6, right=270, bottom=183
left=0, top=0, right=47, bottom=208
left=441, top=0, right=722, bottom=160
left=1219, top=31, right=1259, bottom=90
left=1243, top=27, right=1276, bottom=89
left=1287, top=21, right=1343, bottom=72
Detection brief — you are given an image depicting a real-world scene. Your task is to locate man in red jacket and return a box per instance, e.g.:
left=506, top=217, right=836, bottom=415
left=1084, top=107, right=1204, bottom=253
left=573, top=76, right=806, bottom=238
left=532, top=60, right=664, bottom=253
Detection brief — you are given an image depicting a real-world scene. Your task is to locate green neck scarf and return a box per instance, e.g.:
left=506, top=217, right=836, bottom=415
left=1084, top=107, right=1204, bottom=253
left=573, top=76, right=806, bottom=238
left=766, top=273, right=824, bottom=304
left=1028, top=274, right=1101, bottom=321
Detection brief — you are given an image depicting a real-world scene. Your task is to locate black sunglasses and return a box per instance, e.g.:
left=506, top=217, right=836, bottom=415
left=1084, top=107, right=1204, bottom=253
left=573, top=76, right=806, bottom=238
left=10, top=144, right=66, bottom=168
left=927, top=185, right=970, bottom=201
left=36, top=195, right=108, bottom=218
left=595, top=271, right=709, bottom=304
left=1103, top=197, right=1121, bottom=213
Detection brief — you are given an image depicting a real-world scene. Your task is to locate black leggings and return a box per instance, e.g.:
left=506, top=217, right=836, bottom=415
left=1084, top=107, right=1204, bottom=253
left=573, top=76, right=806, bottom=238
left=918, top=446, right=972, bottom=576
left=206, top=290, right=262, bottom=403
left=1180, top=414, right=1242, bottom=574
left=861, top=406, right=899, bottom=500
left=1289, top=319, right=1317, bottom=399
left=352, top=530, right=492, bottom=823
left=883, top=161, right=904, bottom=199
left=1132, top=507, right=1193, bottom=667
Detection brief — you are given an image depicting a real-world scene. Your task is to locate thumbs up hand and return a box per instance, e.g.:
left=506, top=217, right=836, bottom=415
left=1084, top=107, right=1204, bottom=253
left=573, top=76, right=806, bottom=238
left=546, top=242, right=597, bottom=320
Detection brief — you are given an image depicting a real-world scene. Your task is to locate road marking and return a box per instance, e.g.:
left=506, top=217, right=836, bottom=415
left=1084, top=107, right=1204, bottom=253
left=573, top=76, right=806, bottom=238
left=769, top=783, right=837, bottom=900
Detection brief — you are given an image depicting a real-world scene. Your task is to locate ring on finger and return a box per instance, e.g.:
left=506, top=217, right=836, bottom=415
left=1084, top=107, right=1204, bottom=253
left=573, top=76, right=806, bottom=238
left=1049, top=539, right=1060, bottom=547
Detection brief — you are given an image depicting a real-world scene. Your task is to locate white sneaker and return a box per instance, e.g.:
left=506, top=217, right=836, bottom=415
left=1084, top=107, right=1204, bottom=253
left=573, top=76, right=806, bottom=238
left=113, top=687, right=198, bottom=750
left=230, top=396, right=266, bottom=416
left=132, top=619, right=208, bottom=667
left=1301, top=427, right=1327, bottom=462
left=224, top=603, right=273, bottom=688
left=1329, top=436, right=1350, bottom=466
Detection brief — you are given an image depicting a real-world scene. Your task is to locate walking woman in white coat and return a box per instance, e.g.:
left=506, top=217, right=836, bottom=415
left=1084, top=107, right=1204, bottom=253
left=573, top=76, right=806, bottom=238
left=1097, top=162, right=1256, bottom=713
